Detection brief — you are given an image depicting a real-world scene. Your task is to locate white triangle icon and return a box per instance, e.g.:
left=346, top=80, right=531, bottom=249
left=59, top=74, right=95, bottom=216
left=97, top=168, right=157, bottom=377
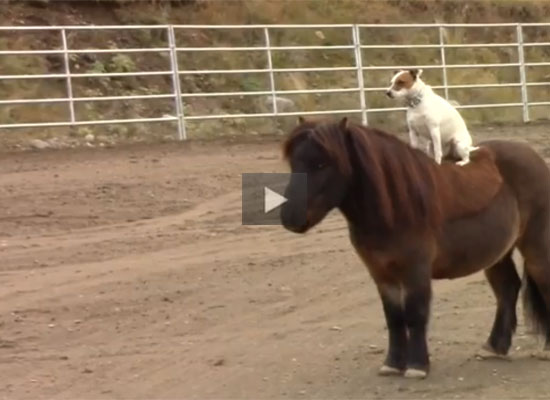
left=264, top=187, right=288, bottom=213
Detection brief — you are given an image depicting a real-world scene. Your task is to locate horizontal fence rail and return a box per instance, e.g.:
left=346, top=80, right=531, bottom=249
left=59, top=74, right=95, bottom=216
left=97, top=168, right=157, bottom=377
left=1, top=23, right=550, bottom=139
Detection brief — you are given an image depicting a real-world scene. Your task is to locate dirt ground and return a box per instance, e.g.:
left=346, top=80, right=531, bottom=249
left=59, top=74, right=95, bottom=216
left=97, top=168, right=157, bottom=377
left=1, top=123, right=550, bottom=400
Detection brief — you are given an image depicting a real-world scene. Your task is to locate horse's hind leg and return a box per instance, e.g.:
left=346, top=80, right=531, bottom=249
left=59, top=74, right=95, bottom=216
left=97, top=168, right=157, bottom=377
left=479, top=251, right=521, bottom=357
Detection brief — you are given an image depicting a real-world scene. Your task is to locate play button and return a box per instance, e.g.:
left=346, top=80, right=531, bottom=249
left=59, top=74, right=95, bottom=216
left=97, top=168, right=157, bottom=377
left=264, top=187, right=287, bottom=213
left=241, top=173, right=306, bottom=226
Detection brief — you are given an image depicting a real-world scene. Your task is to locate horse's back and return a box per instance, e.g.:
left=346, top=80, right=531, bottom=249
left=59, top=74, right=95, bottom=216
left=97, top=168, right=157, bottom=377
left=439, top=146, right=503, bottom=219
left=481, top=140, right=550, bottom=213
left=482, top=139, right=550, bottom=255
left=433, top=139, right=550, bottom=279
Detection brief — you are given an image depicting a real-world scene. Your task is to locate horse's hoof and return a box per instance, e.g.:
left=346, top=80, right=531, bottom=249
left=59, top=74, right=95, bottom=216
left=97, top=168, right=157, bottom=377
left=378, top=365, right=403, bottom=376
left=476, top=344, right=510, bottom=361
left=404, top=368, right=427, bottom=379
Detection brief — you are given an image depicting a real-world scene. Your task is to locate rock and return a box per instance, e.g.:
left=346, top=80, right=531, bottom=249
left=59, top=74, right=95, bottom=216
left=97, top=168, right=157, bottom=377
left=264, top=96, right=296, bottom=113
left=85, top=133, right=95, bottom=142
left=30, top=139, right=49, bottom=150
left=213, top=358, right=225, bottom=367
left=46, top=138, right=61, bottom=149
left=330, top=326, right=342, bottom=331
left=369, top=348, right=384, bottom=355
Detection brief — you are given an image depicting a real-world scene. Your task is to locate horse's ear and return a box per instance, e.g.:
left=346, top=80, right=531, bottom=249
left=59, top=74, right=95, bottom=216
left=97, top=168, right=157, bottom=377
left=339, top=117, right=348, bottom=130
left=297, top=116, right=306, bottom=125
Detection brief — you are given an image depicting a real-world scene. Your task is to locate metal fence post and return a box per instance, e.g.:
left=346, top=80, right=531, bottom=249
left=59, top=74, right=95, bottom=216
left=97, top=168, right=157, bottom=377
left=438, top=25, right=449, bottom=100
left=352, top=25, right=368, bottom=125
left=263, top=27, right=278, bottom=117
left=517, top=23, right=530, bottom=123
left=168, top=25, right=186, bottom=140
left=60, top=28, right=76, bottom=124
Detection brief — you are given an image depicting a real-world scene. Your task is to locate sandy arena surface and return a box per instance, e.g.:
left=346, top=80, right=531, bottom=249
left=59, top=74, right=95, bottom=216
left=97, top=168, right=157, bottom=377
left=2, top=124, right=550, bottom=399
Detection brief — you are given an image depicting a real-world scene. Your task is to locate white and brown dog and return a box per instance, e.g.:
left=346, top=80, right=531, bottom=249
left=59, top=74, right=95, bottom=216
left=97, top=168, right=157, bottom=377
left=386, top=69, right=477, bottom=166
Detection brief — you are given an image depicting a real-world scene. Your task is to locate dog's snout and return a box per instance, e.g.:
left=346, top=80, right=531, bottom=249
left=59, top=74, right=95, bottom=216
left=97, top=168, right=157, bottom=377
left=385, top=90, right=393, bottom=98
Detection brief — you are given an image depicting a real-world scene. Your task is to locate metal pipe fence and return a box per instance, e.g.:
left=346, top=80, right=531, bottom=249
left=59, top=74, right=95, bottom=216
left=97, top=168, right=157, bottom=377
left=1, top=23, right=550, bottom=139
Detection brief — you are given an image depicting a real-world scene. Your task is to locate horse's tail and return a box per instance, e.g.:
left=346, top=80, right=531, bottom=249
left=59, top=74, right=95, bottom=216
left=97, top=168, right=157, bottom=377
left=522, top=270, right=550, bottom=337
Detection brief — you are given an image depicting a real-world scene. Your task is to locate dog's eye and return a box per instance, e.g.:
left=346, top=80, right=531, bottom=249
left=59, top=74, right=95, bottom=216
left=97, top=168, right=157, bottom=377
left=315, top=162, right=326, bottom=170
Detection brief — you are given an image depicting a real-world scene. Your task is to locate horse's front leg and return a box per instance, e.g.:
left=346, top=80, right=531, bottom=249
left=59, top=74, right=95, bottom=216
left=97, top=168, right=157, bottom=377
left=403, top=274, right=432, bottom=379
left=377, top=284, right=407, bottom=375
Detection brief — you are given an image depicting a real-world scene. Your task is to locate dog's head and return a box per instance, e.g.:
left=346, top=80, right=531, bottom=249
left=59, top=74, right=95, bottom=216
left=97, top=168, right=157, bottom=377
left=385, top=69, right=423, bottom=100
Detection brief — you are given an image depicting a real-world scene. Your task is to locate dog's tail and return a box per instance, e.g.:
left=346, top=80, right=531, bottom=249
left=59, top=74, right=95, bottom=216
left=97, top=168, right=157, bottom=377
left=448, top=100, right=461, bottom=108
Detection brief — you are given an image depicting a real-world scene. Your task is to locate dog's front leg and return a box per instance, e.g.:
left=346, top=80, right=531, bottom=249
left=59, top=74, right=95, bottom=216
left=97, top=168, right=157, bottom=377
left=428, top=126, right=443, bottom=164
left=408, top=129, right=419, bottom=149
left=423, top=140, right=433, bottom=158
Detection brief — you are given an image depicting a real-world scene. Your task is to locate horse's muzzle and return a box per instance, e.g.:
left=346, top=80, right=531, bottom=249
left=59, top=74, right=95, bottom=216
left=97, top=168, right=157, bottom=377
left=280, top=203, right=309, bottom=234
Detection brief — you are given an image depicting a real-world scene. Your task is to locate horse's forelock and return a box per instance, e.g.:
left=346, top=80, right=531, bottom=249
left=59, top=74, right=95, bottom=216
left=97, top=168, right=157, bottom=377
left=283, top=121, right=352, bottom=175
left=311, top=122, right=353, bottom=175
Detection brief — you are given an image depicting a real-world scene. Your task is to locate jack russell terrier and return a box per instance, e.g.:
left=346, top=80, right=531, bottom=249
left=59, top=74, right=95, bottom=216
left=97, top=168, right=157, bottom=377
left=386, top=69, right=477, bottom=166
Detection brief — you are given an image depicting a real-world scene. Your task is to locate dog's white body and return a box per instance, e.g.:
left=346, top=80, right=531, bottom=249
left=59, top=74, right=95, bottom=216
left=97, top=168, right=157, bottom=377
left=387, top=70, right=477, bottom=165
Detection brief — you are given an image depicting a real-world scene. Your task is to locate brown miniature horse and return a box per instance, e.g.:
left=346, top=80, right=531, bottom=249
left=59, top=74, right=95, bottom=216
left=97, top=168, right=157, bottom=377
left=280, top=117, right=550, bottom=379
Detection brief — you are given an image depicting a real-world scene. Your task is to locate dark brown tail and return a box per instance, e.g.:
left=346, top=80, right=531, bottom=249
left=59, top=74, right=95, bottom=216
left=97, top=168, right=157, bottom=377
left=523, top=272, right=550, bottom=337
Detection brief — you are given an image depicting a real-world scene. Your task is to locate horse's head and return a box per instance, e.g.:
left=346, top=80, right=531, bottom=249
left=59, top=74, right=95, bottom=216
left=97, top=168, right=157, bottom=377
left=281, top=117, right=441, bottom=235
left=280, top=117, right=352, bottom=233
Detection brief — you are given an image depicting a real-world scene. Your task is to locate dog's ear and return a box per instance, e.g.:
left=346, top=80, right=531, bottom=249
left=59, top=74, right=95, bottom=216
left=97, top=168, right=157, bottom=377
left=339, top=117, right=349, bottom=131
left=297, top=116, right=306, bottom=125
left=409, top=69, right=423, bottom=80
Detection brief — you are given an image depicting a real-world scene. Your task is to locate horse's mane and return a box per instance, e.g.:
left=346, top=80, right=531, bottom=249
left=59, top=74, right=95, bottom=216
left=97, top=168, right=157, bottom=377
left=283, top=119, right=441, bottom=232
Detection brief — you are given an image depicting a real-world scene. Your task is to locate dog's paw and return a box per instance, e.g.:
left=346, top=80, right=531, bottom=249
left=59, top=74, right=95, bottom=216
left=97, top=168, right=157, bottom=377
left=456, top=160, right=470, bottom=166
